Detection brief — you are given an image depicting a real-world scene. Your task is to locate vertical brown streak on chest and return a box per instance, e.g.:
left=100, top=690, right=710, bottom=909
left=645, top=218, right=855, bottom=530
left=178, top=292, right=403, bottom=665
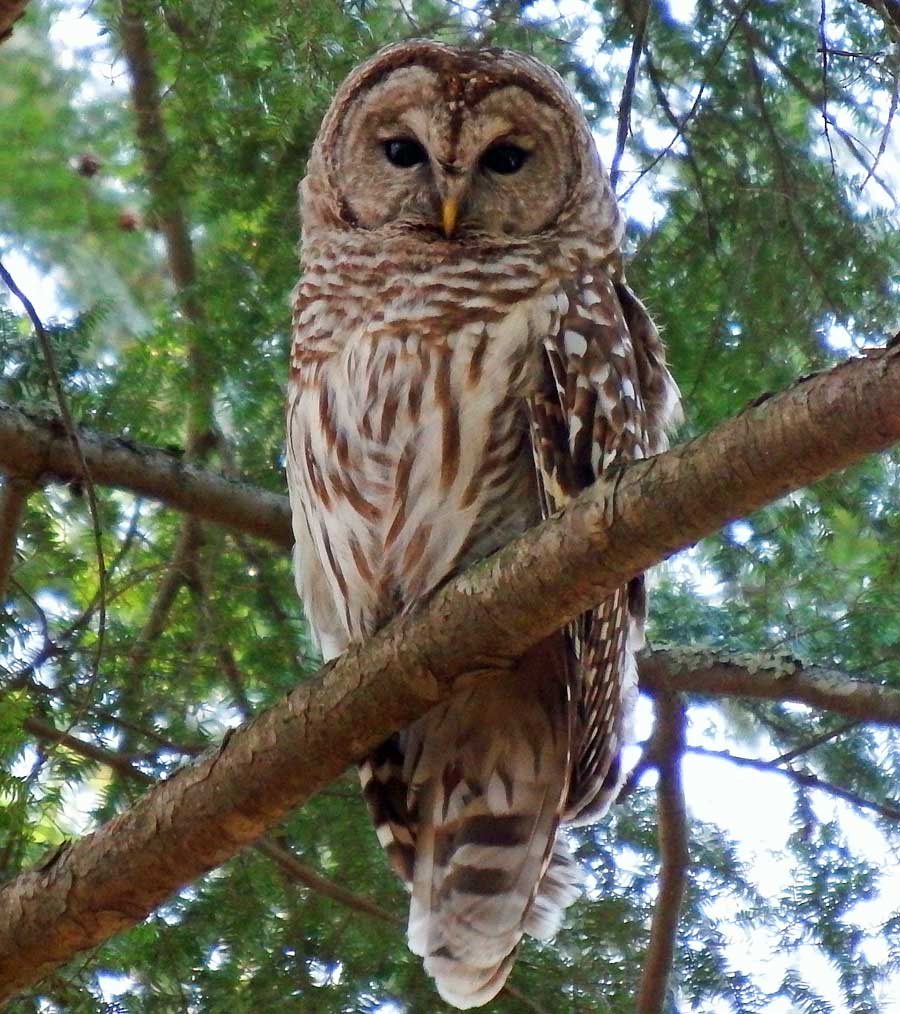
left=319, top=523, right=349, bottom=603
left=335, top=430, right=351, bottom=469
left=467, top=326, right=490, bottom=388
left=402, top=521, right=433, bottom=573
left=408, top=346, right=430, bottom=423
left=457, top=396, right=515, bottom=510
left=304, top=433, right=331, bottom=509
left=330, top=468, right=379, bottom=523
left=385, top=443, right=415, bottom=550
left=434, top=348, right=460, bottom=492
left=348, top=532, right=375, bottom=586
left=380, top=388, right=401, bottom=444
left=318, top=383, right=337, bottom=448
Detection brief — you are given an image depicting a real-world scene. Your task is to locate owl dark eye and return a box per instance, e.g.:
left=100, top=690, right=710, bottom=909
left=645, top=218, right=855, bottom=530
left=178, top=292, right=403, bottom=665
left=384, top=138, right=427, bottom=168
left=481, top=143, right=529, bottom=175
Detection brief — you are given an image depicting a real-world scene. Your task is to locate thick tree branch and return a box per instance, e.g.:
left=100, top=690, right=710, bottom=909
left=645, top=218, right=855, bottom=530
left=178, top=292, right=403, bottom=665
left=0, top=401, right=292, bottom=547
left=856, top=0, right=900, bottom=34
left=1, top=344, right=900, bottom=999
left=0, top=476, right=33, bottom=600
left=637, top=691, right=688, bottom=1014
left=638, top=646, right=900, bottom=726
left=21, top=716, right=399, bottom=922
left=22, top=712, right=545, bottom=1011
left=0, top=0, right=28, bottom=42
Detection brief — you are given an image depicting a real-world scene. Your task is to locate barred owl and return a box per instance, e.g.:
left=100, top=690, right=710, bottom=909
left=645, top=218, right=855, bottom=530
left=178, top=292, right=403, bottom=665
left=287, top=40, right=680, bottom=1008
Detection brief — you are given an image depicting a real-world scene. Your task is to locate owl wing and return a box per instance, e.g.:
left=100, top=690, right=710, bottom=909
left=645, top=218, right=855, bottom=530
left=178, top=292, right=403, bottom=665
left=528, top=266, right=680, bottom=825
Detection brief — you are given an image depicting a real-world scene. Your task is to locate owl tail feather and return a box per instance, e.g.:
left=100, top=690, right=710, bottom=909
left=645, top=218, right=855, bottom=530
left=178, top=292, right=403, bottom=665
left=404, top=640, right=581, bottom=1009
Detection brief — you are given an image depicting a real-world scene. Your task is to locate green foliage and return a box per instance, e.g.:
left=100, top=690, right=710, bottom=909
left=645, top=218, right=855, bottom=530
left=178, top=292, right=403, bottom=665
left=2, top=0, right=900, bottom=1011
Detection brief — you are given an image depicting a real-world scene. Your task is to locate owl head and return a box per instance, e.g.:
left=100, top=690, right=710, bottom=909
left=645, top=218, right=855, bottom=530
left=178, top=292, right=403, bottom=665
left=301, top=40, right=615, bottom=244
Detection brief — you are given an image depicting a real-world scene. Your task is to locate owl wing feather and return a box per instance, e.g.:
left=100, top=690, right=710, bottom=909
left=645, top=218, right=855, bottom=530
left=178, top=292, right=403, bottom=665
left=528, top=266, right=679, bottom=826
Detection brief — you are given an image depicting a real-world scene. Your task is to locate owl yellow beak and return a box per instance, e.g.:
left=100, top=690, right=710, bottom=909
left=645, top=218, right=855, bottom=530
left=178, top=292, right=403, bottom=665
left=441, top=198, right=459, bottom=239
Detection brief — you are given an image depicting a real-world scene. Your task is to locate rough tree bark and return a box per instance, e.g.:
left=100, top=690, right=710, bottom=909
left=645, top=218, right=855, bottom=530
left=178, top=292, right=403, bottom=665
left=0, top=343, right=899, bottom=1000
left=0, top=0, right=28, bottom=41
left=0, top=401, right=292, bottom=547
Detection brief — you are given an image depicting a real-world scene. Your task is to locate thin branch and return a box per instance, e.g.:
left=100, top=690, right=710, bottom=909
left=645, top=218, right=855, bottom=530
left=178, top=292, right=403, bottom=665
left=818, top=45, right=887, bottom=62
left=771, top=719, right=858, bottom=765
left=637, top=691, right=688, bottom=1014
left=0, top=475, right=33, bottom=600
left=117, top=521, right=207, bottom=744
left=219, top=647, right=253, bottom=719
left=620, top=0, right=754, bottom=201
left=254, top=839, right=400, bottom=926
left=820, top=0, right=838, bottom=175
left=611, top=0, right=649, bottom=192
left=642, top=47, right=722, bottom=252
left=859, top=54, right=899, bottom=191
left=687, top=745, right=900, bottom=821
left=23, top=716, right=154, bottom=785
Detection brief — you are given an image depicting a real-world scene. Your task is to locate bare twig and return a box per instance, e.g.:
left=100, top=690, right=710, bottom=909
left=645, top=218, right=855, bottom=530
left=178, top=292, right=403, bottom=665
left=687, top=745, right=900, bottom=821
left=611, top=0, right=650, bottom=192
left=859, top=54, right=899, bottom=191
left=817, top=46, right=886, bottom=61
left=620, top=0, right=755, bottom=201
left=636, top=691, right=688, bottom=1014
left=820, top=0, right=838, bottom=175
left=771, top=719, right=858, bottom=764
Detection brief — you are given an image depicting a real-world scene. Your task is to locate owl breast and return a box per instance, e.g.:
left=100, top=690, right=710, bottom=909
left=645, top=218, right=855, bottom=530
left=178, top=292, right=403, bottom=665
left=286, top=247, right=563, bottom=655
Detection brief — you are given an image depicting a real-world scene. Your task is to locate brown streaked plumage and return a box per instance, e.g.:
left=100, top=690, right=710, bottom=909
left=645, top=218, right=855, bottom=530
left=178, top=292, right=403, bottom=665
left=286, top=39, right=681, bottom=1008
